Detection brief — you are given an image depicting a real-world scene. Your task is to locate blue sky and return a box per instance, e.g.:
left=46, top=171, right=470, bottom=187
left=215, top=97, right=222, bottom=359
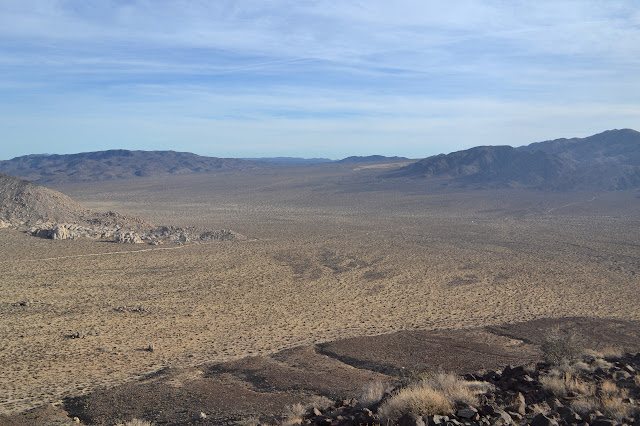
left=1, top=1, right=639, bottom=160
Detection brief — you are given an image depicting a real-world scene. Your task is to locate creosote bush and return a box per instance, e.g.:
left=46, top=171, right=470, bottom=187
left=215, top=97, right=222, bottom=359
left=541, top=326, right=583, bottom=365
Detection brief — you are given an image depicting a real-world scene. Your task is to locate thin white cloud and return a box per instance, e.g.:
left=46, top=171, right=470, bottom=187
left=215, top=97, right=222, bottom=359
left=0, top=0, right=639, bottom=158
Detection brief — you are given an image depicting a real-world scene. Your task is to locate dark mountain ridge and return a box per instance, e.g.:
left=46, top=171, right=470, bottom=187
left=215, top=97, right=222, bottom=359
left=0, top=149, right=259, bottom=184
left=391, top=146, right=565, bottom=186
left=390, top=129, right=640, bottom=190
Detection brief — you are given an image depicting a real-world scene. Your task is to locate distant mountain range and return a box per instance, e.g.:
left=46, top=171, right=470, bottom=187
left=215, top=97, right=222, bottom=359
left=0, top=151, right=407, bottom=184
left=388, top=129, right=640, bottom=190
left=0, top=150, right=258, bottom=184
left=0, top=129, right=638, bottom=190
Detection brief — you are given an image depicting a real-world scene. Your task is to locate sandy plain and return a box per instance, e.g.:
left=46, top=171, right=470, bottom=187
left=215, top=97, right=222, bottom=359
left=1, top=163, right=639, bottom=415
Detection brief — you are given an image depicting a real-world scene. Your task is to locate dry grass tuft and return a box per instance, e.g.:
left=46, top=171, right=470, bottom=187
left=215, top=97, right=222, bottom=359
left=599, top=397, right=634, bottom=421
left=592, top=358, right=613, bottom=370
left=597, top=380, right=634, bottom=420
left=570, top=379, right=635, bottom=421
left=570, top=398, right=598, bottom=416
left=359, top=381, right=389, bottom=408
left=283, top=403, right=306, bottom=420
left=571, top=361, right=593, bottom=373
left=599, top=346, right=624, bottom=359
left=599, top=380, right=622, bottom=398
left=377, top=383, right=454, bottom=422
left=282, top=396, right=333, bottom=424
left=378, top=373, right=489, bottom=423
left=541, top=372, right=593, bottom=398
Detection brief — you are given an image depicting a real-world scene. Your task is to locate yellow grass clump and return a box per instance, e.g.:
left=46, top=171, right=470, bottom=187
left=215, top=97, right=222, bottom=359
left=378, top=373, right=490, bottom=423
left=541, top=371, right=593, bottom=398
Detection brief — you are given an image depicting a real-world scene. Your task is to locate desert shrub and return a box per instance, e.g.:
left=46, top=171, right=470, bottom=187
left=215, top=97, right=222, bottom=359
left=597, top=380, right=635, bottom=420
left=378, top=373, right=489, bottom=423
left=541, top=327, right=583, bottom=365
left=599, top=396, right=635, bottom=421
left=541, top=372, right=593, bottom=398
left=541, top=375, right=567, bottom=398
left=571, top=398, right=598, bottom=416
left=570, top=380, right=635, bottom=421
left=599, top=346, right=624, bottom=359
left=282, top=395, right=333, bottom=424
left=592, top=358, right=613, bottom=370
left=599, top=380, right=622, bottom=398
left=282, top=402, right=306, bottom=420
left=377, top=382, right=453, bottom=422
left=430, top=372, right=481, bottom=407
left=359, top=380, right=388, bottom=407
left=571, top=361, right=593, bottom=373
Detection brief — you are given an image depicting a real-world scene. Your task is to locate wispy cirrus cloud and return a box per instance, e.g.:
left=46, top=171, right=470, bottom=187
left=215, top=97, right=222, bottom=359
left=0, top=0, right=639, bottom=159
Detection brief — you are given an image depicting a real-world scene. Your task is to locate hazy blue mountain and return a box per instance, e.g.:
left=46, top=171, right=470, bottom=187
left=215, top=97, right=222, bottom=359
left=388, top=129, right=640, bottom=190
left=0, top=150, right=259, bottom=184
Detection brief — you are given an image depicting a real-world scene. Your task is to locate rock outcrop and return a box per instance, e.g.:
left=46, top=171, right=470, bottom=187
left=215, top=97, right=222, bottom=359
left=296, top=351, right=640, bottom=426
left=0, top=172, right=245, bottom=244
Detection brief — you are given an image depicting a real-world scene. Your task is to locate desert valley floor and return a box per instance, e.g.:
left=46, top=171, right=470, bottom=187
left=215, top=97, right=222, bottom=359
left=1, top=164, right=640, bottom=418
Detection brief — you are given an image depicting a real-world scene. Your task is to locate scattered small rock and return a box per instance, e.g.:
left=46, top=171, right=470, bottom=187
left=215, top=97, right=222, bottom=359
left=397, top=413, right=426, bottom=426
left=530, top=413, right=559, bottom=426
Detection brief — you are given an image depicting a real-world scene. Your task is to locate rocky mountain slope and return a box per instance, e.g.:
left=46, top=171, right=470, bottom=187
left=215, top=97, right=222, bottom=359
left=0, top=172, right=95, bottom=225
left=0, top=172, right=242, bottom=243
left=518, top=129, right=640, bottom=190
left=0, top=150, right=259, bottom=184
left=387, top=129, right=640, bottom=190
left=390, top=146, right=565, bottom=186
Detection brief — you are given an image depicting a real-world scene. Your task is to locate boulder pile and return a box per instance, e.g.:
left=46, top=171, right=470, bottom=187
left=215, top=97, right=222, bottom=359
left=0, top=217, right=245, bottom=244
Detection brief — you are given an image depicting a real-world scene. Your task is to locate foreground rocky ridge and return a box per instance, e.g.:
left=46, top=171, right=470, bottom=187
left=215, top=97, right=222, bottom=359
left=296, top=351, right=640, bottom=426
left=2, top=318, right=639, bottom=426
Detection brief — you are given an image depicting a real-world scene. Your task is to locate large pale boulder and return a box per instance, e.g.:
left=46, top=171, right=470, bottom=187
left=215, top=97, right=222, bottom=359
left=115, top=232, right=143, bottom=244
left=52, top=225, right=70, bottom=240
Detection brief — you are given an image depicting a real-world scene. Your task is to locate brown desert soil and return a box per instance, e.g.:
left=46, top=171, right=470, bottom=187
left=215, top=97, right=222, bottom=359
left=1, top=166, right=639, bottom=424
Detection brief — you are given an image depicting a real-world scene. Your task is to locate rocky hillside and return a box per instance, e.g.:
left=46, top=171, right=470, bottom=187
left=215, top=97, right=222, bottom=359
left=297, top=349, right=640, bottom=426
left=0, top=172, right=243, bottom=243
left=388, top=129, right=640, bottom=190
left=0, top=172, right=94, bottom=225
left=0, top=150, right=259, bottom=184
left=390, top=146, right=565, bottom=186
left=518, top=129, right=640, bottom=190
